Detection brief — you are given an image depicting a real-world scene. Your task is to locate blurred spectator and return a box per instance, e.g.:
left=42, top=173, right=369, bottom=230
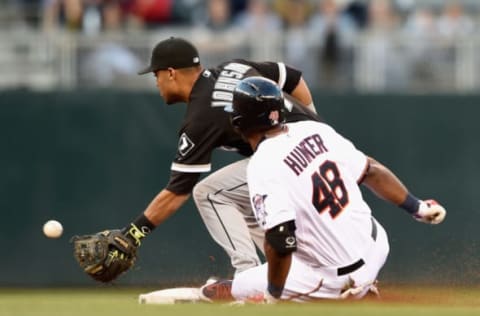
left=402, top=6, right=439, bottom=87
left=359, top=0, right=405, bottom=91
left=80, top=42, right=143, bottom=86
left=404, top=6, right=437, bottom=39
left=230, top=0, right=248, bottom=19
left=436, top=1, right=475, bottom=39
left=102, top=0, right=123, bottom=31
left=42, top=0, right=130, bottom=33
left=273, top=0, right=314, bottom=81
left=205, top=0, right=233, bottom=31
left=82, top=0, right=102, bottom=35
left=308, top=0, right=357, bottom=88
left=230, top=0, right=282, bottom=61
left=126, top=0, right=192, bottom=28
left=42, top=0, right=84, bottom=32
left=274, top=0, right=312, bottom=29
left=344, top=0, right=368, bottom=29
left=234, top=0, right=282, bottom=32
left=366, top=0, right=399, bottom=31
left=191, top=0, right=247, bottom=65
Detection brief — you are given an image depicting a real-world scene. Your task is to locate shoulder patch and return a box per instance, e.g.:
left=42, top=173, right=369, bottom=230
left=178, top=133, right=195, bottom=157
left=252, top=194, right=268, bottom=226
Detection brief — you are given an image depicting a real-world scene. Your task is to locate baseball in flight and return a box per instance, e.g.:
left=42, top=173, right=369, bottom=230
left=43, top=220, right=63, bottom=238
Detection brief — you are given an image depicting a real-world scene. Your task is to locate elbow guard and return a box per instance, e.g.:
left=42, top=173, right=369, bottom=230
left=265, top=220, right=297, bottom=256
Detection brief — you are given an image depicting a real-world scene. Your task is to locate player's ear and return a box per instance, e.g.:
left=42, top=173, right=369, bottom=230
left=167, top=67, right=176, bottom=80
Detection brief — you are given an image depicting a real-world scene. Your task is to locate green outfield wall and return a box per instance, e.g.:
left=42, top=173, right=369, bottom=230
left=0, top=90, right=478, bottom=287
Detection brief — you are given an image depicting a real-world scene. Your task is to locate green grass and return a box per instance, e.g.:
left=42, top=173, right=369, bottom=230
left=0, top=286, right=479, bottom=316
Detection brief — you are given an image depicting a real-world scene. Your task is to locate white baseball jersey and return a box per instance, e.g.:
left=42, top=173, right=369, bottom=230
left=247, top=121, right=373, bottom=267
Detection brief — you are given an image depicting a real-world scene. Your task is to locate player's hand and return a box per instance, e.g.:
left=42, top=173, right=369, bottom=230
left=413, top=199, right=446, bottom=224
left=242, top=291, right=279, bottom=304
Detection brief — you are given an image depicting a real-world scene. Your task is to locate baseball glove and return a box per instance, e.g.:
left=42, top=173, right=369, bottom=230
left=71, top=229, right=137, bottom=283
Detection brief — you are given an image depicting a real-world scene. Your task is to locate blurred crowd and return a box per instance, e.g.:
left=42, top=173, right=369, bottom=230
left=2, top=0, right=480, bottom=91
left=3, top=0, right=478, bottom=38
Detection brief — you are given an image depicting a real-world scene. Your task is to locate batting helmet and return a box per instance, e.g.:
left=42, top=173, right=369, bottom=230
left=229, top=76, right=285, bottom=134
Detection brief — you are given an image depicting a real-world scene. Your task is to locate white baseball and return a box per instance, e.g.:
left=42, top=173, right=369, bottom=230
left=43, top=220, right=63, bottom=238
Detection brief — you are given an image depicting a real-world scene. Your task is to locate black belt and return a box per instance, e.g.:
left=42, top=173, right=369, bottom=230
left=337, top=218, right=377, bottom=276
left=337, top=259, right=364, bottom=276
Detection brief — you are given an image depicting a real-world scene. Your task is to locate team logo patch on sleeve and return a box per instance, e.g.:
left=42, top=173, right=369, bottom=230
left=252, top=194, right=268, bottom=227
left=178, top=133, right=195, bottom=157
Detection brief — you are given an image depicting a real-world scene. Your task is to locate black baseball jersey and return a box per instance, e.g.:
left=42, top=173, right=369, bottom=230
left=166, top=59, right=321, bottom=194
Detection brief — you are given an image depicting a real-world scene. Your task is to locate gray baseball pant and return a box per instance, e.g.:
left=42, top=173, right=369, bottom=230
left=192, top=158, right=264, bottom=273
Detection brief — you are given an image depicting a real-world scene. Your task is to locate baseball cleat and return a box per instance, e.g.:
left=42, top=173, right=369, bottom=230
left=199, top=279, right=234, bottom=302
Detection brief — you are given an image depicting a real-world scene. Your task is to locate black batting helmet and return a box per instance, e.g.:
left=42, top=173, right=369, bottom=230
left=228, top=76, right=286, bottom=134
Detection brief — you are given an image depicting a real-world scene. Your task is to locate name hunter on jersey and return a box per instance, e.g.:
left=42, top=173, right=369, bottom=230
left=283, top=133, right=328, bottom=176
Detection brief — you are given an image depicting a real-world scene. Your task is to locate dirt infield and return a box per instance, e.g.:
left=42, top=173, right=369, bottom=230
left=364, top=283, right=480, bottom=307
left=0, top=285, right=479, bottom=316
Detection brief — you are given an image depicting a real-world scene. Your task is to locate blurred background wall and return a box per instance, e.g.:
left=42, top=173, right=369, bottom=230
left=1, top=91, right=478, bottom=287
left=0, top=0, right=479, bottom=287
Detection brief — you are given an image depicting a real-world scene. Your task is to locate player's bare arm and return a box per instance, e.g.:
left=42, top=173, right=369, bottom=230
left=291, top=77, right=312, bottom=104
left=290, top=77, right=316, bottom=113
left=144, top=189, right=190, bottom=226
left=117, top=189, right=190, bottom=248
left=264, top=236, right=292, bottom=302
left=361, top=157, right=408, bottom=205
left=362, top=157, right=446, bottom=225
left=263, top=220, right=297, bottom=301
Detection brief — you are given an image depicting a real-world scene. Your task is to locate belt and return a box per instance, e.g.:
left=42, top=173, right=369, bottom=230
left=337, top=218, right=377, bottom=276
left=337, top=258, right=364, bottom=276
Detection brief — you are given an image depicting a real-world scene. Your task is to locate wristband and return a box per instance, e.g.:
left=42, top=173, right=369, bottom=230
left=267, top=283, right=284, bottom=299
left=122, top=214, right=156, bottom=246
left=399, top=193, right=420, bottom=215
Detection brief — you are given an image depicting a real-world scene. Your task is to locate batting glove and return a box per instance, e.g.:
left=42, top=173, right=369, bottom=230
left=414, top=199, right=447, bottom=224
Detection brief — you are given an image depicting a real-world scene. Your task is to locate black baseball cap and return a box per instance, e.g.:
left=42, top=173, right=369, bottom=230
left=138, top=37, right=201, bottom=75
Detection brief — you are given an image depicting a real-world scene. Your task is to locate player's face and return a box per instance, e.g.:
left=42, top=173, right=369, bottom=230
left=154, top=69, right=182, bottom=104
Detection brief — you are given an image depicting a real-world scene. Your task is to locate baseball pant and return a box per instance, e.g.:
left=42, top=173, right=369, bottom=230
left=231, top=218, right=390, bottom=301
left=192, top=158, right=265, bottom=273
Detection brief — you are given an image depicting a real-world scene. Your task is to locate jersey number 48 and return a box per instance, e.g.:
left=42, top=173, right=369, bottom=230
left=311, top=160, right=349, bottom=218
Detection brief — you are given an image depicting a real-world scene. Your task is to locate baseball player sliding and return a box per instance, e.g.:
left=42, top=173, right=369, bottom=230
left=71, top=37, right=321, bottom=283
left=198, top=77, right=447, bottom=302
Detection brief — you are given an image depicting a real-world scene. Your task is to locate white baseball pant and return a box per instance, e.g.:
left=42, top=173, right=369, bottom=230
left=192, top=158, right=264, bottom=273
left=231, top=218, right=390, bottom=301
